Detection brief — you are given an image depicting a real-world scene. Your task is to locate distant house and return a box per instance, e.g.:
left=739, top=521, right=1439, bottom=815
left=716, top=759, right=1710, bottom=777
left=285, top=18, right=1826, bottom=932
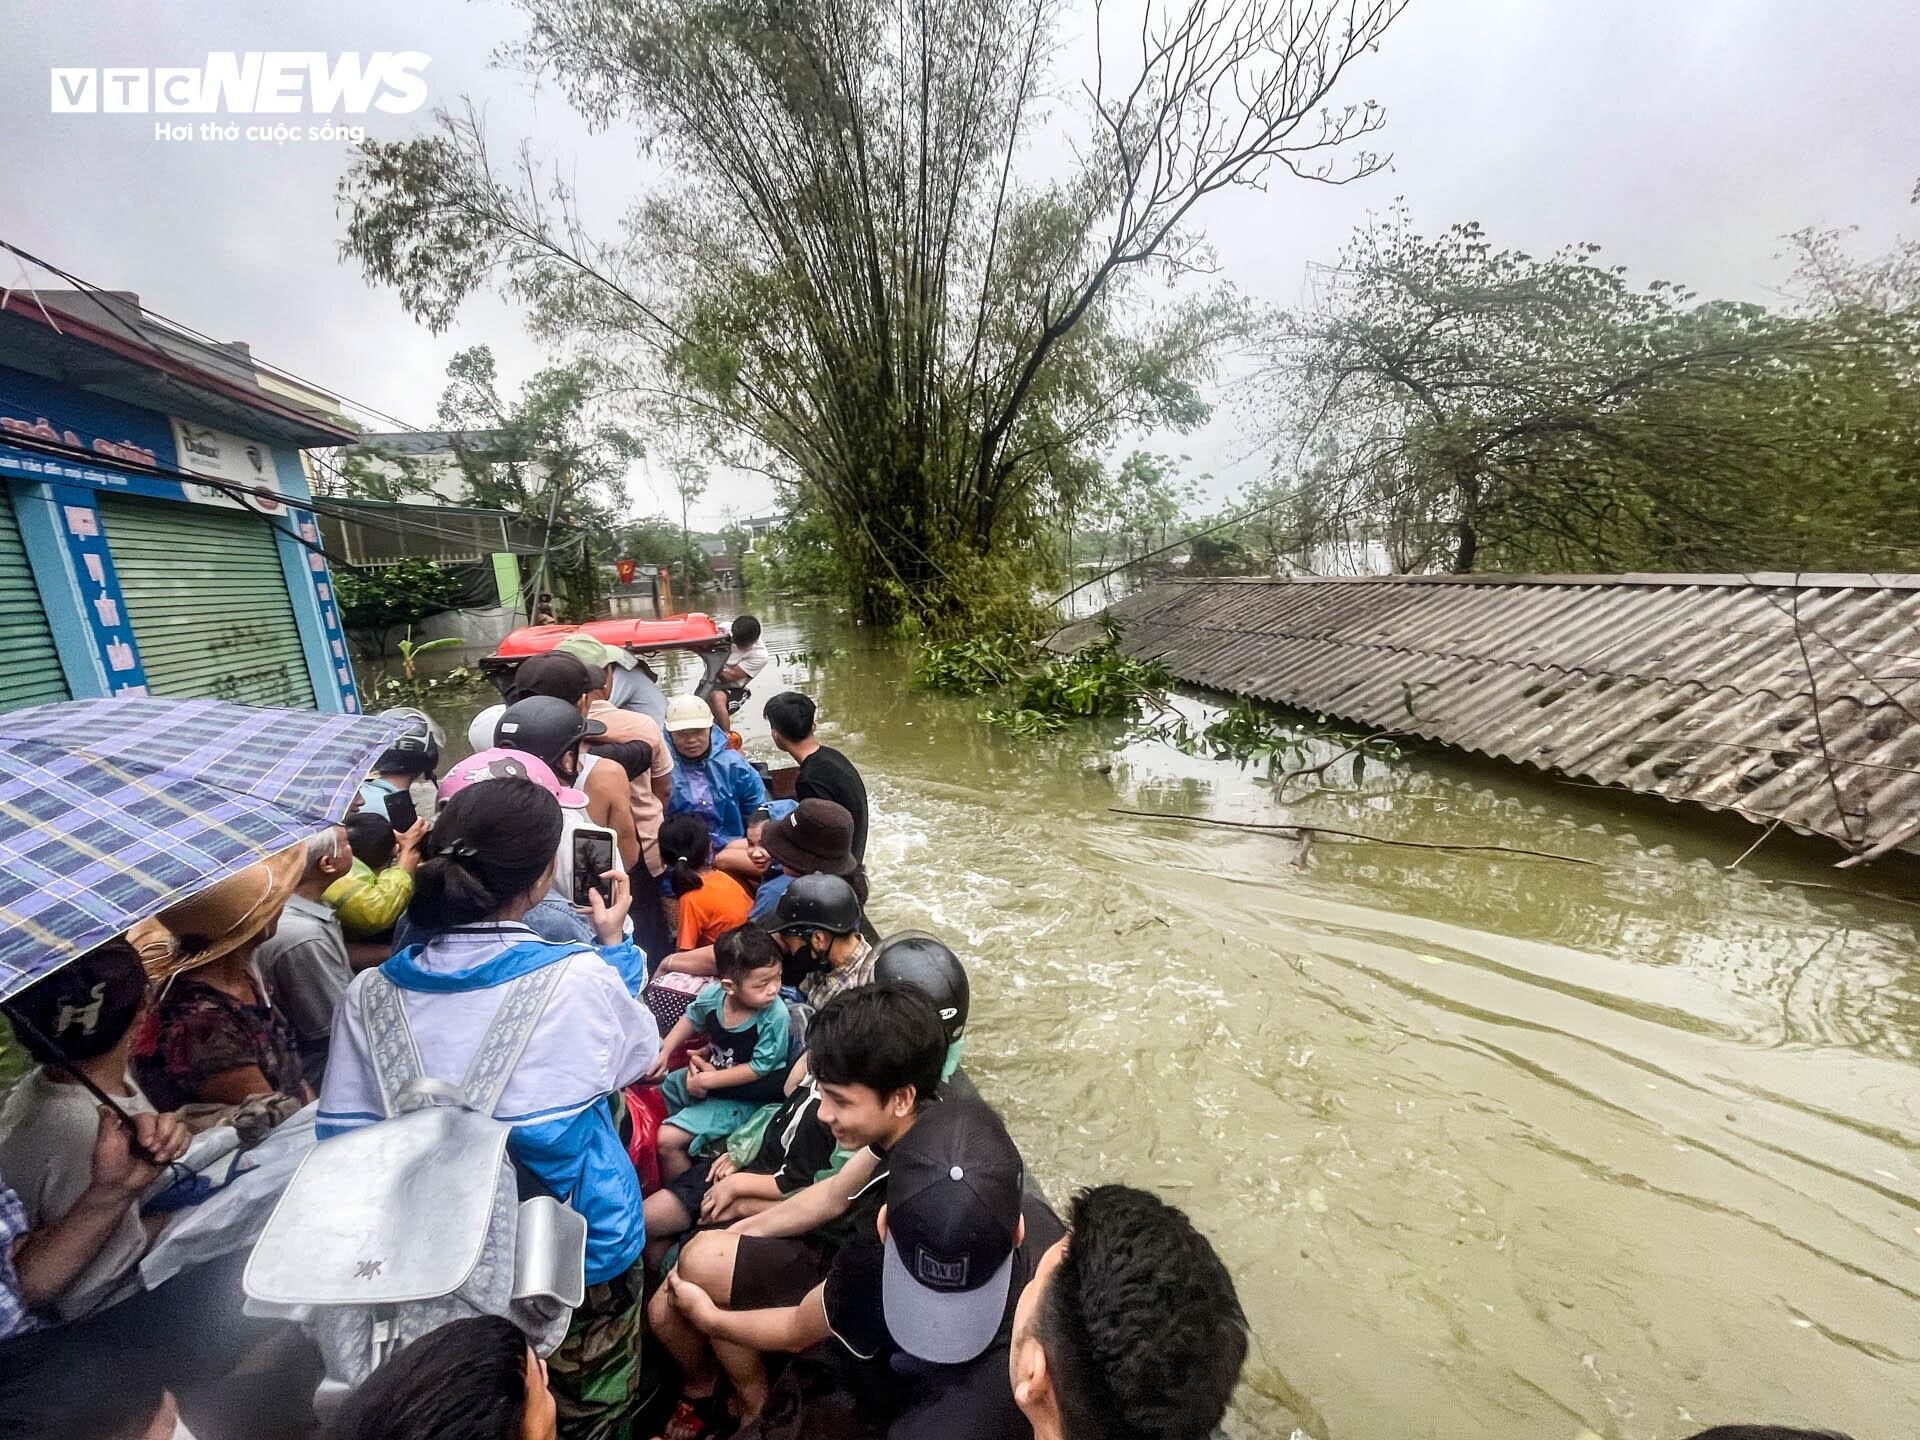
left=699, top=536, right=741, bottom=587
left=342, top=430, right=549, bottom=505
left=740, top=511, right=785, bottom=551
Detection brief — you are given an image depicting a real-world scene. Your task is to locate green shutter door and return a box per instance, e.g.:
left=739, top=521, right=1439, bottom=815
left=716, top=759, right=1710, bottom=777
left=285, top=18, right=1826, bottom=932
left=100, top=496, right=316, bottom=709
left=0, top=485, right=69, bottom=713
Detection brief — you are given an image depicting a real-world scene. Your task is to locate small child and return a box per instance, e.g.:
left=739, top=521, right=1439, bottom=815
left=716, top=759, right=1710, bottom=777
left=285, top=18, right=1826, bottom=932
left=714, top=800, right=797, bottom=892
left=658, top=814, right=753, bottom=975
left=324, top=812, right=424, bottom=941
left=646, top=925, right=792, bottom=1180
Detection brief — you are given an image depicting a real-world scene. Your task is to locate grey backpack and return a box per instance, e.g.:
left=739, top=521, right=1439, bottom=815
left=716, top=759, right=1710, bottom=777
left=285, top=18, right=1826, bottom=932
left=245, top=959, right=587, bottom=1399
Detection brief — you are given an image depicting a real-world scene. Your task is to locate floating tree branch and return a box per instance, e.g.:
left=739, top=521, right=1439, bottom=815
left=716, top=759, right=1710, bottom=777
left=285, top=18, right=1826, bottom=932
left=1108, top=806, right=1601, bottom=867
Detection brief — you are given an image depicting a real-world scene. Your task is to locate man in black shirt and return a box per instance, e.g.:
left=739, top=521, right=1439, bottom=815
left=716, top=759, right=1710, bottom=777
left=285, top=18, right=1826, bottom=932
left=648, top=985, right=946, bottom=1433
left=665, top=1099, right=1058, bottom=1440
left=766, top=692, right=869, bottom=862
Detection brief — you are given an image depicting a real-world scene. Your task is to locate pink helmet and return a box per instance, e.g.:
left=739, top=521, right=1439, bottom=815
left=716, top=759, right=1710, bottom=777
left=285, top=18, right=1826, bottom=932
left=437, top=747, right=588, bottom=810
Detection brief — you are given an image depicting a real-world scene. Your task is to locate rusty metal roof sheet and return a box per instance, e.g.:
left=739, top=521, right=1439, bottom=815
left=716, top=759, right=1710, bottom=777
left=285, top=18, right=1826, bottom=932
left=1070, top=574, right=1920, bottom=863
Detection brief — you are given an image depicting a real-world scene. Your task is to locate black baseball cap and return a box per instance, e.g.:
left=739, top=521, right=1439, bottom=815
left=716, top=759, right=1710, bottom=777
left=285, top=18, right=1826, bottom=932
left=881, top=1099, right=1024, bottom=1364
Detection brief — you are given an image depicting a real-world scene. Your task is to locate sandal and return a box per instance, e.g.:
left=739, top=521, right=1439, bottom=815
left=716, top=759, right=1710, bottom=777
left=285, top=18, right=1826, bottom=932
left=660, top=1392, right=735, bottom=1440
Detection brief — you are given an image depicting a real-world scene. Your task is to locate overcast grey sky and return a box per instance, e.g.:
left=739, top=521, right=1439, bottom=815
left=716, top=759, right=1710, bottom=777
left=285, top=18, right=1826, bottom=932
left=3, top=1, right=1916, bottom=526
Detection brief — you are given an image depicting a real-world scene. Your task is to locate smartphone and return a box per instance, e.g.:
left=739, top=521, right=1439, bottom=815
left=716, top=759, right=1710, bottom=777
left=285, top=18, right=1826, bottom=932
left=383, top=790, right=418, bottom=835
left=570, top=824, right=617, bottom=908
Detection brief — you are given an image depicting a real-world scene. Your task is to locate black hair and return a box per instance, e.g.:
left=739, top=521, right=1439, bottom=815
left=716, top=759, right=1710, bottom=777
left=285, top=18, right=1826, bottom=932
left=659, top=813, right=712, bottom=897
left=1035, top=1185, right=1247, bottom=1440
left=1684, top=1431, right=1855, bottom=1440
left=4, top=939, right=148, bottom=1065
left=764, top=691, right=816, bottom=744
left=330, top=1315, right=529, bottom=1440
left=345, top=812, right=397, bottom=870
left=409, top=778, right=562, bottom=930
left=585, top=737, right=654, bottom=783
left=730, top=614, right=761, bottom=645
left=806, top=982, right=945, bottom=1109
left=714, top=924, right=783, bottom=983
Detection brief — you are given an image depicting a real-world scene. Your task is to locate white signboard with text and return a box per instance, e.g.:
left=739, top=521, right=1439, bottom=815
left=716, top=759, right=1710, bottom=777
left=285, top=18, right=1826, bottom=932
left=168, top=417, right=288, bottom=513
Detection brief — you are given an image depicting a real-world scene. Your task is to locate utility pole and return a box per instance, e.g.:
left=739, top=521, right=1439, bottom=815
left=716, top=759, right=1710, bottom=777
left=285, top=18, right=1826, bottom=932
left=680, top=486, right=695, bottom=598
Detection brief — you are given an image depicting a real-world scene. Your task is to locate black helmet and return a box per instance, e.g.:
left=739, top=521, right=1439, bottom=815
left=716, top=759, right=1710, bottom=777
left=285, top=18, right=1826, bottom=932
left=772, top=872, right=861, bottom=937
left=874, top=930, right=969, bottom=1044
left=373, top=706, right=443, bottom=777
left=494, top=695, right=606, bottom=765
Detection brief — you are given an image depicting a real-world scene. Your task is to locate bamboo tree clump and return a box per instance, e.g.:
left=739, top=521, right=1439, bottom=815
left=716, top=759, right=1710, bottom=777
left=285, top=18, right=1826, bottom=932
left=339, top=0, right=1406, bottom=628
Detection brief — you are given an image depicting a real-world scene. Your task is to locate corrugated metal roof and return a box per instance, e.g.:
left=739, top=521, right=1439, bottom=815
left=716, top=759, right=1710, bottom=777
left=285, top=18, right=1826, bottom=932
left=1067, top=574, right=1920, bottom=864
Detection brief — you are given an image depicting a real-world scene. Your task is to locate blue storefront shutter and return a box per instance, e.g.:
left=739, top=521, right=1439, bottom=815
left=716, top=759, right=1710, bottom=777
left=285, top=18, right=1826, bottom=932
left=0, top=485, right=69, bottom=714
left=98, top=495, right=316, bottom=709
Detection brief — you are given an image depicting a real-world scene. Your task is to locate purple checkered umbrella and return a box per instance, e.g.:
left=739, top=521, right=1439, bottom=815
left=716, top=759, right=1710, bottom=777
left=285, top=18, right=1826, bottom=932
left=0, top=697, right=407, bottom=1001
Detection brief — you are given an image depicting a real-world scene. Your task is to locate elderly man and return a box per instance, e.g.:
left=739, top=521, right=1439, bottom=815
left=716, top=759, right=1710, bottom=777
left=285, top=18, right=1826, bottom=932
left=254, top=825, right=356, bottom=1089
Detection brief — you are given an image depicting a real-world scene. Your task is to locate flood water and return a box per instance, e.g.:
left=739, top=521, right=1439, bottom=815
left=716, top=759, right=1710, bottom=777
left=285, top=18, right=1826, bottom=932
left=440, top=596, right=1918, bottom=1440
left=614, top=599, right=1917, bottom=1440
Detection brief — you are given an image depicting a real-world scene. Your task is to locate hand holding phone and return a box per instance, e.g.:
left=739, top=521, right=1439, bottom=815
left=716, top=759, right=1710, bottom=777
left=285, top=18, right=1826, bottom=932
left=570, top=826, right=616, bottom=909
left=587, top=868, right=632, bottom=946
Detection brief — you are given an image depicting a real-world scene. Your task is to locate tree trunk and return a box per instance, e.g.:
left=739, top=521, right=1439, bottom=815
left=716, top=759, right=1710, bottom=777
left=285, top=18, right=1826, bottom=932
left=1453, top=518, right=1478, bottom=573
left=1452, top=466, right=1482, bottom=573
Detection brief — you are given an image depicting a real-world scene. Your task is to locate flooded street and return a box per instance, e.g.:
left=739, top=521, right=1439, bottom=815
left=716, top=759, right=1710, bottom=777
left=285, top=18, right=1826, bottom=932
left=663, top=600, right=1920, bottom=1440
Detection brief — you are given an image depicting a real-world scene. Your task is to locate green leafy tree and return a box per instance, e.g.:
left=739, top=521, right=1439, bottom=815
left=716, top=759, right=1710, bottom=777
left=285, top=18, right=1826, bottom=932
left=433, top=346, right=645, bottom=613
left=1780, top=179, right=1920, bottom=317
left=334, top=559, right=465, bottom=659
left=318, top=443, right=438, bottom=502
left=1253, top=204, right=1920, bottom=574
left=338, top=0, right=1404, bottom=628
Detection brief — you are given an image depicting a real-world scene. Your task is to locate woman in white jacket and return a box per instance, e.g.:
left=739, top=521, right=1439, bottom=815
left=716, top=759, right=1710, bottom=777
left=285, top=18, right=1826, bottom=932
left=318, top=776, right=658, bottom=1439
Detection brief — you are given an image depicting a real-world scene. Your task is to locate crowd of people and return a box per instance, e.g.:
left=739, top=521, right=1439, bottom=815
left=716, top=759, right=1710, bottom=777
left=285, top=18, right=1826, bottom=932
left=0, top=613, right=1861, bottom=1440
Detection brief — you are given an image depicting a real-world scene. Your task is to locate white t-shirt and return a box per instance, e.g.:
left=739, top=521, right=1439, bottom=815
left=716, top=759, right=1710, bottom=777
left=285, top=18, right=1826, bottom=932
left=727, top=639, right=772, bottom=681
left=550, top=754, right=628, bottom=909
left=0, top=1068, right=157, bottom=1321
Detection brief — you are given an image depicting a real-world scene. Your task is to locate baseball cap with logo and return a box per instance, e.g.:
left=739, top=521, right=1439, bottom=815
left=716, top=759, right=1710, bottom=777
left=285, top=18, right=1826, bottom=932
left=438, top=747, right=589, bottom=809
left=881, top=1098, right=1025, bottom=1365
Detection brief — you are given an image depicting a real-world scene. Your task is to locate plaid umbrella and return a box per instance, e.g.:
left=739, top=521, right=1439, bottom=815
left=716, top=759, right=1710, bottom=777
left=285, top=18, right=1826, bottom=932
left=0, top=698, right=408, bottom=1001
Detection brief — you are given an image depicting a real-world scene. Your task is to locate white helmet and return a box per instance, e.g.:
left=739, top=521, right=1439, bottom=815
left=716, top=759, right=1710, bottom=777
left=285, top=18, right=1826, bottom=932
left=466, top=703, right=507, bottom=754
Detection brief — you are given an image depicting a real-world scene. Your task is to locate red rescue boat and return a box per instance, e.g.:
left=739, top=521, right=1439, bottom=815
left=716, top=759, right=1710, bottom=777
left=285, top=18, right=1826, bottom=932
left=479, top=613, right=731, bottom=694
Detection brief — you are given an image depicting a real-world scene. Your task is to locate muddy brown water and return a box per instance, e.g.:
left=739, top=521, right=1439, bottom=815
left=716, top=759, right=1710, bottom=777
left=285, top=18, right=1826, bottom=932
left=10, top=595, right=1912, bottom=1440
left=573, top=600, right=1913, bottom=1440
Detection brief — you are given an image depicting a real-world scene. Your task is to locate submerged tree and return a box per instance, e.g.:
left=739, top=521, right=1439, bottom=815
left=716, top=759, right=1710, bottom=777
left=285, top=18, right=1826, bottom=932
left=1251, top=204, right=1920, bottom=574
left=338, top=0, right=1405, bottom=628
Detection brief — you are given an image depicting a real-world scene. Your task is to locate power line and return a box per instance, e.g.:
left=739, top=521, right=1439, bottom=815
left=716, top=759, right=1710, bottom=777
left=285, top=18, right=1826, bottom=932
left=0, top=238, right=432, bottom=438
left=0, top=426, right=569, bottom=573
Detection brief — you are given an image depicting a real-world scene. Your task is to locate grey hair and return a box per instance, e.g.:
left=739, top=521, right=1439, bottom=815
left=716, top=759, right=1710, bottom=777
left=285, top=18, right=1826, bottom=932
left=307, top=827, right=343, bottom=864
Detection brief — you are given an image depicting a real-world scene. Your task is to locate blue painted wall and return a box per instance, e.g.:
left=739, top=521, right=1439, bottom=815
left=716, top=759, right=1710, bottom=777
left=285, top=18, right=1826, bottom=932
left=0, top=362, right=353, bottom=712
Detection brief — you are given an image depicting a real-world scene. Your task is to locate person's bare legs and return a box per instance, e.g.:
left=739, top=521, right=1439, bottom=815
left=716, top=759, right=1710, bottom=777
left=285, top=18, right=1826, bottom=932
left=710, top=1337, right=769, bottom=1422
left=657, top=1123, right=695, bottom=1181
left=648, top=1272, right=720, bottom=1401
left=643, top=1188, right=694, bottom=1270
left=708, top=690, right=730, bottom=732
left=673, top=1234, right=768, bottom=1422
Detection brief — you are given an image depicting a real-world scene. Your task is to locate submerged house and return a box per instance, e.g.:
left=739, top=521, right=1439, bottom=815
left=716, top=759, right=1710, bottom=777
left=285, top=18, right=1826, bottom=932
left=1066, top=573, right=1920, bottom=864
